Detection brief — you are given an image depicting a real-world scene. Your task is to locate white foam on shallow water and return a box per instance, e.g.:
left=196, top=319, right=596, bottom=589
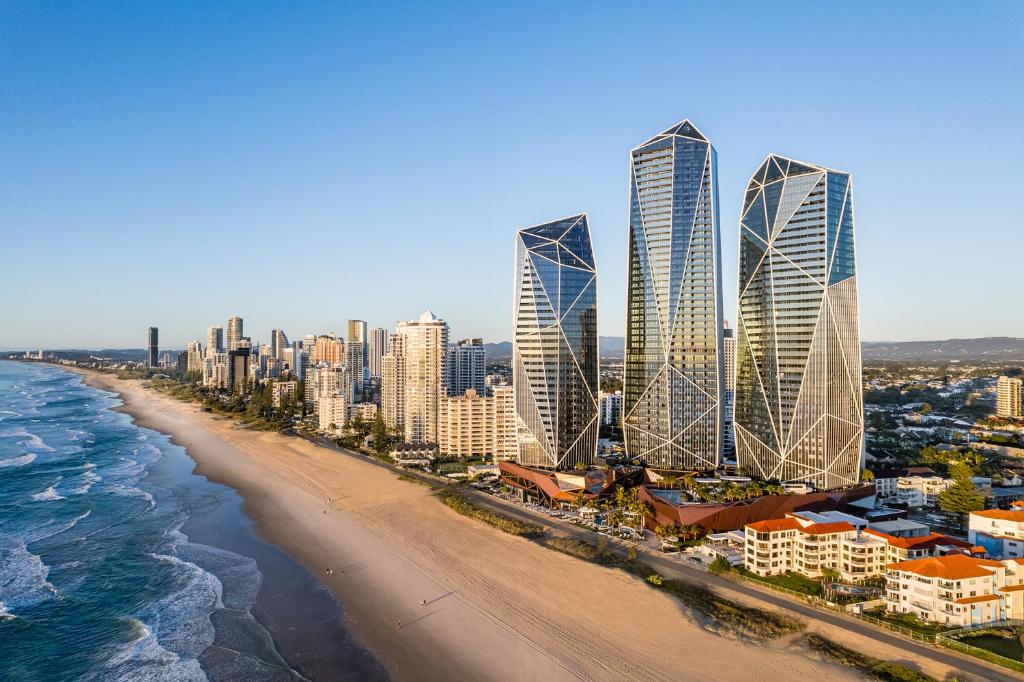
left=31, top=482, right=66, bottom=502
left=96, top=618, right=207, bottom=682
left=142, top=552, right=223, bottom=658
left=0, top=453, right=36, bottom=468
left=71, top=470, right=102, bottom=495
left=0, top=542, right=59, bottom=613
left=22, top=510, right=92, bottom=543
left=1, top=427, right=55, bottom=452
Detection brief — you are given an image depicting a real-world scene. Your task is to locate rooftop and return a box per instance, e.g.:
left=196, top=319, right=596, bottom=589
left=972, top=509, right=1024, bottom=522
left=886, top=554, right=1005, bottom=580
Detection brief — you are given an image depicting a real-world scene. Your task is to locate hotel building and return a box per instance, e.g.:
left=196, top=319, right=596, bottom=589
left=623, top=120, right=725, bottom=471
left=439, top=388, right=516, bottom=460
left=447, top=338, right=487, bottom=397
left=147, top=327, right=159, bottom=368
left=734, top=155, right=863, bottom=490
left=227, top=316, right=244, bottom=351
left=382, top=311, right=449, bottom=444
left=513, top=214, right=599, bottom=470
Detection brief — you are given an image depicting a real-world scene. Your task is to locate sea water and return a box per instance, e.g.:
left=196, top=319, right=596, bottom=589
left=0, top=361, right=385, bottom=681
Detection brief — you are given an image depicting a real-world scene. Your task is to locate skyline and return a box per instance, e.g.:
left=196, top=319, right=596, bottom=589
left=2, top=3, right=1022, bottom=349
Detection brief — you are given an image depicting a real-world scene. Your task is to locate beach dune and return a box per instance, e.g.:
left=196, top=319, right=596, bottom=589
left=78, top=371, right=869, bottom=681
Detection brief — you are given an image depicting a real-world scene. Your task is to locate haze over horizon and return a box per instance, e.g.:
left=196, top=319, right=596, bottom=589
left=2, top=2, right=1021, bottom=349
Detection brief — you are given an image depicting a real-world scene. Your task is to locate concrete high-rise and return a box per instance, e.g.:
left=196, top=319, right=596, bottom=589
left=447, top=338, right=486, bottom=397
left=623, top=120, right=725, bottom=471
left=381, top=311, right=449, bottom=444
left=271, top=329, right=289, bottom=360
left=227, top=316, right=244, bottom=351
left=734, top=155, right=863, bottom=489
left=206, top=326, right=224, bottom=354
left=997, top=376, right=1023, bottom=417
left=147, top=327, right=159, bottom=368
left=368, top=327, right=388, bottom=379
left=314, top=334, right=344, bottom=366
left=513, top=214, right=599, bottom=470
left=227, top=341, right=251, bottom=394
left=347, top=320, right=368, bottom=401
left=186, top=340, right=203, bottom=374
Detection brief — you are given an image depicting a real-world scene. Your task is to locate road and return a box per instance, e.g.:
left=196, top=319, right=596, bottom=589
left=299, top=433, right=1018, bottom=681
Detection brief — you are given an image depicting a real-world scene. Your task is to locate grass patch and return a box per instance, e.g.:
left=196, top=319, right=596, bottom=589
left=437, top=489, right=545, bottom=538
left=803, top=633, right=936, bottom=681
left=959, top=632, right=1024, bottom=660
left=861, top=608, right=948, bottom=637
left=738, top=568, right=823, bottom=596
left=541, top=536, right=803, bottom=640
left=397, top=473, right=434, bottom=487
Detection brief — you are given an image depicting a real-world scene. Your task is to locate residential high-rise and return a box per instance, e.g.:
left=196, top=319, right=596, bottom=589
left=186, top=340, right=203, bottom=374
left=368, top=327, right=388, bottom=379
left=291, top=341, right=308, bottom=380
left=600, top=391, right=623, bottom=428
left=723, top=323, right=736, bottom=457
left=314, top=334, right=344, bottom=366
left=227, top=342, right=251, bottom=394
left=447, top=338, right=486, bottom=397
left=147, top=327, right=159, bottom=368
left=271, top=329, right=289, bottom=360
left=227, top=316, right=244, bottom=351
left=623, top=120, right=725, bottom=471
left=439, top=388, right=519, bottom=462
left=513, top=214, right=599, bottom=470
left=382, top=311, right=449, bottom=444
left=735, top=155, right=863, bottom=489
left=492, top=385, right=518, bottom=462
left=347, top=320, right=368, bottom=401
left=206, top=326, right=224, bottom=354
left=997, top=376, right=1023, bottom=417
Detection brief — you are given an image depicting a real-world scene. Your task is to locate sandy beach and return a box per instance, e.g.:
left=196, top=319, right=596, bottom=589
left=70, top=369, right=944, bottom=681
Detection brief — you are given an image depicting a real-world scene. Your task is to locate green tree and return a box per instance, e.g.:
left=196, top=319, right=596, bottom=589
left=860, top=469, right=875, bottom=482
left=938, top=461, right=986, bottom=527
left=708, top=557, right=732, bottom=575
left=372, top=412, right=390, bottom=455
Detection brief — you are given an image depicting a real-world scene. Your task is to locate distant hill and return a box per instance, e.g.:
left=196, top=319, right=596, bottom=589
left=862, top=337, right=1024, bottom=362
left=489, top=337, right=1024, bottom=363
left=485, top=337, right=625, bottom=362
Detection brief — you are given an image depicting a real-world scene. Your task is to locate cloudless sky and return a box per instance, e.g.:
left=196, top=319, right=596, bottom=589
left=1, top=1, right=1021, bottom=349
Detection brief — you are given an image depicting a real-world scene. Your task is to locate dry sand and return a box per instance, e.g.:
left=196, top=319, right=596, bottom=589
left=72, top=370, right=891, bottom=681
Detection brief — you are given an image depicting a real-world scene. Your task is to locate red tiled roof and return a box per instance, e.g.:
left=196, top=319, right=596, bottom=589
left=955, top=594, right=1000, bottom=604
left=864, top=529, right=971, bottom=550
left=1000, top=584, right=1024, bottom=592
left=797, top=521, right=856, bottom=535
left=746, top=518, right=801, bottom=533
left=886, top=554, right=1005, bottom=580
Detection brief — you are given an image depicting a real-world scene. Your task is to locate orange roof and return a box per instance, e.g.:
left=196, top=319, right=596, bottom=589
left=1000, top=584, right=1024, bottom=592
left=864, top=529, right=971, bottom=550
left=797, top=522, right=856, bottom=535
left=747, top=518, right=801, bottom=533
left=955, top=594, right=1001, bottom=604
left=972, top=509, right=1024, bottom=522
left=887, top=554, right=1005, bottom=580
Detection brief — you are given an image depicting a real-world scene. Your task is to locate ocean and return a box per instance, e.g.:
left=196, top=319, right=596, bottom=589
left=0, top=361, right=386, bottom=681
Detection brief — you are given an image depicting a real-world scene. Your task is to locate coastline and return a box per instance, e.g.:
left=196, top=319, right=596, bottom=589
left=67, top=366, right=875, bottom=681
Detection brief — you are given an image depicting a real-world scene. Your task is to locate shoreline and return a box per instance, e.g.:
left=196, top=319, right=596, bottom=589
left=63, top=366, right=901, bottom=681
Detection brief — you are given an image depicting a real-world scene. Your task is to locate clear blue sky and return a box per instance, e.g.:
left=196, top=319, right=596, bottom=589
left=1, top=2, right=1021, bottom=350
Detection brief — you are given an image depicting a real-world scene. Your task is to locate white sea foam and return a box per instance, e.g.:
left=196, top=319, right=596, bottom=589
left=23, top=510, right=92, bottom=543
left=0, top=453, right=36, bottom=468
left=0, top=542, right=59, bottom=612
left=0, top=601, right=14, bottom=621
left=1, top=427, right=55, bottom=452
left=96, top=618, right=207, bottom=682
left=31, top=481, right=65, bottom=501
left=70, top=470, right=101, bottom=495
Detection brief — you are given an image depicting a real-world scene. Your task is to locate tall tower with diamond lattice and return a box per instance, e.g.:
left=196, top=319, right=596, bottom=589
left=623, top=120, right=725, bottom=471
left=734, top=155, right=863, bottom=490
left=513, top=214, right=599, bottom=470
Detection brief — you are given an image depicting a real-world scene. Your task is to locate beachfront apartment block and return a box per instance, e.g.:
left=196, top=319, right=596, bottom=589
left=271, top=380, right=297, bottom=408
left=319, top=393, right=349, bottom=434
left=885, top=554, right=1024, bottom=626
left=997, top=376, right=1023, bottom=418
left=889, top=474, right=952, bottom=508
left=439, top=388, right=517, bottom=462
left=744, top=514, right=887, bottom=582
left=969, top=509, right=1024, bottom=559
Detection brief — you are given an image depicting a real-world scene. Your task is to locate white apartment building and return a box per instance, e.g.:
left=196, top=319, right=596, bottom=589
left=319, top=393, right=349, bottom=434
left=186, top=340, right=203, bottom=374
left=381, top=311, right=448, bottom=444
left=438, top=388, right=517, bottom=461
left=315, top=366, right=350, bottom=417
left=969, top=509, right=1024, bottom=559
left=599, top=391, right=623, bottom=428
left=997, top=376, right=1023, bottom=418
left=895, top=475, right=952, bottom=508
left=349, top=402, right=378, bottom=422
left=885, top=554, right=1024, bottom=626
left=271, top=381, right=297, bottom=408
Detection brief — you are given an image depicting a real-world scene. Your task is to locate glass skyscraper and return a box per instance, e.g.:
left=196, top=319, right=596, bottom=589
left=513, top=214, right=599, bottom=470
left=734, top=155, right=862, bottom=490
left=623, top=120, right=724, bottom=470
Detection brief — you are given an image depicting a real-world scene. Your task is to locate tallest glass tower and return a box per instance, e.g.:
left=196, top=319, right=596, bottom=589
left=623, top=120, right=725, bottom=470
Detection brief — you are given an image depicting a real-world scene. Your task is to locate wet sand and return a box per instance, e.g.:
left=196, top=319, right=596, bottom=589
left=73, top=368, right=872, bottom=681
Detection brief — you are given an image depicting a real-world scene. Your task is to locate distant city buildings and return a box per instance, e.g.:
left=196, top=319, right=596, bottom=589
left=347, top=320, right=368, bottom=401
left=186, top=340, right=203, bottom=374
left=623, top=120, right=725, bottom=471
left=147, top=327, right=159, bottom=368
left=271, top=329, right=289, bottom=361
left=735, top=155, right=863, bottom=490
left=447, top=338, right=486, bottom=397
left=207, top=326, right=224, bottom=354
left=599, top=391, right=622, bottom=428
left=997, top=376, right=1023, bottom=417
left=513, top=215, right=598, bottom=470
left=314, top=334, right=344, bottom=366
